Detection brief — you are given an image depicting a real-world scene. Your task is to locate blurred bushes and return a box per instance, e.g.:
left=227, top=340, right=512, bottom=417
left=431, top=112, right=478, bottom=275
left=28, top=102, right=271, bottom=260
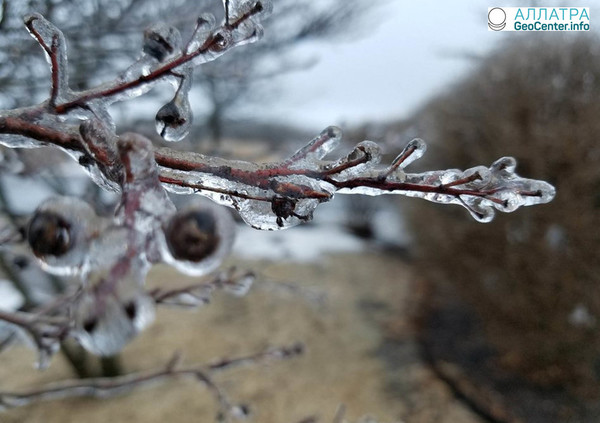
left=405, top=34, right=600, bottom=394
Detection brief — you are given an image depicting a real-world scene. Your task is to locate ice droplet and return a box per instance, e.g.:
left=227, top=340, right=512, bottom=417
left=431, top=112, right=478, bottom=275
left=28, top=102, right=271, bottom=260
left=75, top=247, right=155, bottom=356
left=155, top=98, right=192, bottom=141
left=155, top=68, right=193, bottom=142
left=463, top=166, right=492, bottom=187
left=232, top=20, right=264, bottom=46
left=228, top=0, right=273, bottom=22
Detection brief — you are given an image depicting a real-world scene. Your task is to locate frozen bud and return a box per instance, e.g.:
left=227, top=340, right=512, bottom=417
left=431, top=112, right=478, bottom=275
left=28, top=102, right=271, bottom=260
left=74, top=288, right=155, bottom=356
left=155, top=97, right=192, bottom=142
left=162, top=202, right=235, bottom=276
left=165, top=209, right=218, bottom=261
left=27, top=197, right=99, bottom=275
left=74, top=254, right=154, bottom=356
left=209, top=29, right=232, bottom=52
left=143, top=23, right=182, bottom=61
left=28, top=212, right=72, bottom=257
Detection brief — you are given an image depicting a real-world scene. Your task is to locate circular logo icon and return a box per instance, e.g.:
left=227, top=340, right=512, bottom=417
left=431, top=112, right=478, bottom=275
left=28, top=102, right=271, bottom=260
left=488, top=7, right=506, bottom=31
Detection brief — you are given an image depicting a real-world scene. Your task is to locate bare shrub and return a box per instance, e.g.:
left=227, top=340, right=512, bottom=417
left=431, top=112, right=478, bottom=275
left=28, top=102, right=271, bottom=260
left=406, top=34, right=600, bottom=394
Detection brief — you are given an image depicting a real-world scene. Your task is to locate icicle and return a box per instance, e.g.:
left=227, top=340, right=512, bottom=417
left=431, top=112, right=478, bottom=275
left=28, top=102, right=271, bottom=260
left=155, top=67, right=193, bottom=142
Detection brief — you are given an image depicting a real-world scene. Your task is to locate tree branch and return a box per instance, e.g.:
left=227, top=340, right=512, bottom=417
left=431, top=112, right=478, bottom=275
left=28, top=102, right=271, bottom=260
left=0, top=342, right=304, bottom=416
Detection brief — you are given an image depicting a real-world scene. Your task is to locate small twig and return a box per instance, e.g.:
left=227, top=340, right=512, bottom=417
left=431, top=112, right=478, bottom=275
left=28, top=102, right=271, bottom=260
left=52, top=6, right=265, bottom=115
left=0, top=343, right=304, bottom=411
left=150, top=268, right=255, bottom=308
left=440, top=172, right=482, bottom=189
left=49, top=34, right=61, bottom=106
left=383, top=144, right=417, bottom=178
left=225, top=0, right=231, bottom=26
left=0, top=309, right=69, bottom=367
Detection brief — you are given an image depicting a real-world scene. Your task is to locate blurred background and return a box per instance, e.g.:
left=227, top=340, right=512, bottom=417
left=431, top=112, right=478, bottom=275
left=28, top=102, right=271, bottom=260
left=0, top=0, right=599, bottom=422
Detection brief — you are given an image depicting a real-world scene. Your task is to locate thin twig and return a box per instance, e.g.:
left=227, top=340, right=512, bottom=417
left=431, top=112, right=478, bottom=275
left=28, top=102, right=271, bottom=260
left=150, top=268, right=254, bottom=307
left=52, top=6, right=265, bottom=115
left=0, top=343, right=304, bottom=411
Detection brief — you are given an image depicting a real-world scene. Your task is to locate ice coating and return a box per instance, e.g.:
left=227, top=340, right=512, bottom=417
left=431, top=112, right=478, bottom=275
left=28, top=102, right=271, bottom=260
left=143, top=23, right=182, bottom=62
left=226, top=0, right=272, bottom=46
left=73, top=280, right=156, bottom=356
left=3, top=1, right=558, bottom=363
left=23, top=14, right=70, bottom=103
left=160, top=200, right=235, bottom=276
left=157, top=127, right=555, bottom=228
left=27, top=196, right=104, bottom=276
left=222, top=272, right=255, bottom=297
left=286, top=126, right=342, bottom=169
left=224, top=0, right=272, bottom=23
left=389, top=138, right=426, bottom=171
left=185, top=14, right=216, bottom=54
left=18, top=133, right=238, bottom=355
left=15, top=0, right=273, bottom=118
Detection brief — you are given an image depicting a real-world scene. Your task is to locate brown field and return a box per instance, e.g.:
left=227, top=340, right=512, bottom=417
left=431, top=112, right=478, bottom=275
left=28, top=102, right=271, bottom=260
left=0, top=253, right=482, bottom=423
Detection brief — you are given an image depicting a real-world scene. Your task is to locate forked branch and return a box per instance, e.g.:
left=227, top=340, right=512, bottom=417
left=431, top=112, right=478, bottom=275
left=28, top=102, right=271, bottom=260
left=0, top=342, right=304, bottom=419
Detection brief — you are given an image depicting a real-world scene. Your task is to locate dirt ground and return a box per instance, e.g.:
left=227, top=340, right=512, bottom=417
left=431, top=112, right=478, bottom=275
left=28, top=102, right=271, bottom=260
left=0, top=252, right=484, bottom=423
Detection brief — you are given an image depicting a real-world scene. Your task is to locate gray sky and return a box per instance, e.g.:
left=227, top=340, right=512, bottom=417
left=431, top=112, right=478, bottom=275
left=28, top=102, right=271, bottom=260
left=254, top=0, right=598, bottom=131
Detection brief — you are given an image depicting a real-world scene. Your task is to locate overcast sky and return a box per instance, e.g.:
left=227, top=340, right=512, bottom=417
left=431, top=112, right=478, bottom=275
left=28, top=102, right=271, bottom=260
left=248, top=0, right=598, bottom=131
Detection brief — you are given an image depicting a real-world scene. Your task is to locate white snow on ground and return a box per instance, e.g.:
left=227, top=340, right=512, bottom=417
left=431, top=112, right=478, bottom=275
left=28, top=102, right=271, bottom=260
left=233, top=196, right=409, bottom=263
left=233, top=223, right=366, bottom=263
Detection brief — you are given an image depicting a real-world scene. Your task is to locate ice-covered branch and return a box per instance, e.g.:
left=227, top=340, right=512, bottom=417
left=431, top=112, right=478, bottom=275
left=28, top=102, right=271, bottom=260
left=150, top=268, right=255, bottom=308
left=0, top=269, right=252, bottom=365
left=28, top=1, right=271, bottom=119
left=0, top=309, right=68, bottom=369
left=0, top=1, right=555, bottom=230
left=0, top=112, right=555, bottom=229
left=155, top=127, right=555, bottom=228
left=0, top=0, right=555, bottom=370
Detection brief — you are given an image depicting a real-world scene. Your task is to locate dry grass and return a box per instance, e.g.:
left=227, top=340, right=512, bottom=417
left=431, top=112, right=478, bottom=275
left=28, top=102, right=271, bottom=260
left=0, top=252, right=484, bottom=423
